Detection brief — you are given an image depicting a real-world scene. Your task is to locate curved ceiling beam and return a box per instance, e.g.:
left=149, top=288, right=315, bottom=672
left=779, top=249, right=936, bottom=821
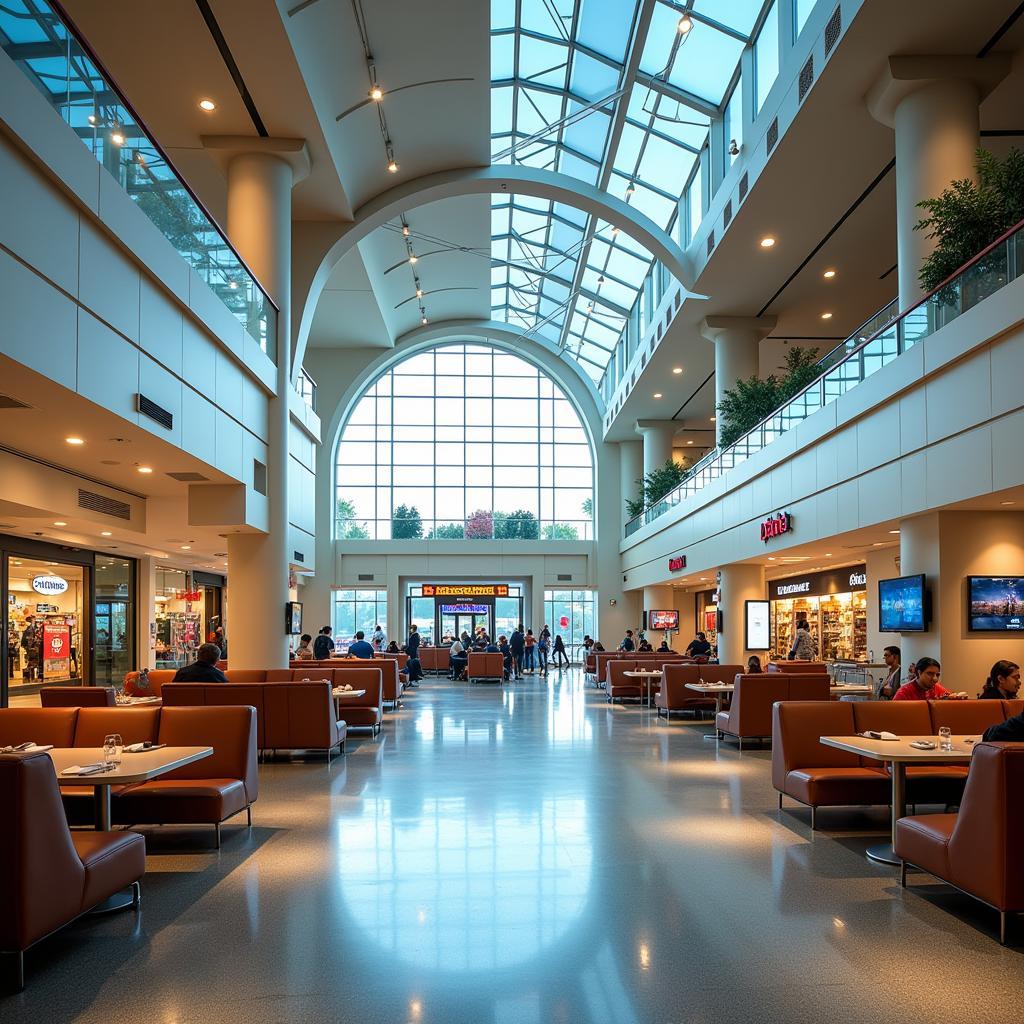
left=291, top=164, right=699, bottom=375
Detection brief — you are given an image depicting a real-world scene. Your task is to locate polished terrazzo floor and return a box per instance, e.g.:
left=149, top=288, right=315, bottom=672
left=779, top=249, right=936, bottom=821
left=5, top=669, right=1023, bottom=1020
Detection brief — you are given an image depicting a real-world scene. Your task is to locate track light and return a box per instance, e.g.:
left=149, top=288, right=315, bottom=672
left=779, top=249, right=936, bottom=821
left=409, top=254, right=418, bottom=264
left=677, top=13, right=694, bottom=34
left=625, top=182, right=636, bottom=196
left=369, top=85, right=384, bottom=101
left=110, top=130, right=125, bottom=146
left=387, top=158, right=399, bottom=173
left=402, top=224, right=410, bottom=237
left=421, top=314, right=428, bottom=325
left=416, top=287, right=424, bottom=298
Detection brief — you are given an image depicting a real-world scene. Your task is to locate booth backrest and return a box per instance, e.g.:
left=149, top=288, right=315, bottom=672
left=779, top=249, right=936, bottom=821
left=74, top=707, right=161, bottom=746
left=468, top=652, right=504, bottom=678
left=420, top=648, right=450, bottom=671
left=767, top=661, right=828, bottom=673
left=40, top=686, right=115, bottom=708
left=124, top=670, right=177, bottom=697
left=0, top=708, right=78, bottom=748
left=225, top=669, right=267, bottom=683
left=927, top=699, right=1007, bottom=734
left=852, top=700, right=931, bottom=735
left=698, top=664, right=746, bottom=686
left=725, top=674, right=831, bottom=739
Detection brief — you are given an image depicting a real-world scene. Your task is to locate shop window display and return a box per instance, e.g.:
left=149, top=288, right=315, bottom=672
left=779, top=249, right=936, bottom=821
left=769, top=566, right=868, bottom=662
left=154, top=567, right=203, bottom=669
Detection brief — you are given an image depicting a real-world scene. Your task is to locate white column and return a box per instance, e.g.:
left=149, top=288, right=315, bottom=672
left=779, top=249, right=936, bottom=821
left=717, top=563, right=765, bottom=666
left=224, top=150, right=295, bottom=670
left=866, top=56, right=1009, bottom=309
left=635, top=420, right=678, bottom=478
left=700, top=316, right=776, bottom=446
left=619, top=440, right=643, bottom=525
left=134, top=556, right=157, bottom=671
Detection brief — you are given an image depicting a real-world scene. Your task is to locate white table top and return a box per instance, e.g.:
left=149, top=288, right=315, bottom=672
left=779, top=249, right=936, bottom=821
left=332, top=688, right=367, bottom=699
left=49, top=745, right=212, bottom=785
left=623, top=670, right=663, bottom=677
left=117, top=696, right=161, bottom=706
left=820, top=735, right=976, bottom=763
left=683, top=682, right=873, bottom=695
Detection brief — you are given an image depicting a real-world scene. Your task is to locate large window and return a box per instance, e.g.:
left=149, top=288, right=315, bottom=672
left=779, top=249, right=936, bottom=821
left=336, top=344, right=594, bottom=541
left=332, top=589, right=388, bottom=644
left=544, top=590, right=597, bottom=649
left=724, top=80, right=743, bottom=165
left=754, top=1, right=780, bottom=113
left=794, top=0, right=815, bottom=38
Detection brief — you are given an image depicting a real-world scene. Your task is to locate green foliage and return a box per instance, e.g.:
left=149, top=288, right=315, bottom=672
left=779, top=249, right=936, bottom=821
left=494, top=510, right=539, bottom=540
left=581, top=497, right=593, bottom=518
left=642, top=458, right=689, bottom=505
left=717, top=345, right=820, bottom=448
left=542, top=522, right=580, bottom=540
left=391, top=504, right=423, bottom=539
left=427, top=522, right=465, bottom=539
left=335, top=498, right=369, bottom=540
left=915, top=148, right=1024, bottom=293
left=625, top=496, right=646, bottom=520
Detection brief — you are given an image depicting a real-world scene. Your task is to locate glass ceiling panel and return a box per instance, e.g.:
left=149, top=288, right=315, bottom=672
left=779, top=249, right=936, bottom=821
left=491, top=0, right=769, bottom=381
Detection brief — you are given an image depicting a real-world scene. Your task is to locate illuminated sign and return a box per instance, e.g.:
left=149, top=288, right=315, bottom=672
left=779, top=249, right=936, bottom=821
left=440, top=604, right=489, bottom=614
left=32, top=574, right=68, bottom=595
left=668, top=555, right=687, bottom=572
left=760, top=512, right=792, bottom=543
left=422, top=584, right=509, bottom=597
left=649, top=609, right=679, bottom=630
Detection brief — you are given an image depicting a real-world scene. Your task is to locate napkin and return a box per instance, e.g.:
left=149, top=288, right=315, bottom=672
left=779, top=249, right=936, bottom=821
left=860, top=730, right=899, bottom=741
left=61, top=762, right=114, bottom=776
left=1, top=742, right=53, bottom=753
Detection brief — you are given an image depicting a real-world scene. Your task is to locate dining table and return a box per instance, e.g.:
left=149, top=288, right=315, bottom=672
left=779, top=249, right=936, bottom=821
left=819, top=733, right=975, bottom=865
left=623, top=670, right=664, bottom=707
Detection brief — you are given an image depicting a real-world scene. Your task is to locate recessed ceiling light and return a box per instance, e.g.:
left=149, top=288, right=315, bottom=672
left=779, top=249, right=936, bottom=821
left=653, top=392, right=662, bottom=398
left=889, top=529, right=900, bottom=534
left=65, top=436, right=84, bottom=445
left=823, top=269, right=836, bottom=279
left=198, top=98, right=216, bottom=111
left=824, top=552, right=832, bottom=557
left=710, top=416, right=716, bottom=422
left=672, top=367, right=683, bottom=374
left=821, top=311, right=833, bottom=320
left=181, top=545, right=191, bottom=550
left=768, top=556, right=775, bottom=561
left=101, top=531, right=112, bottom=537
left=1000, top=500, right=1015, bottom=506
left=421, top=315, right=428, bottom=325
left=686, top=439, right=693, bottom=445
left=137, top=466, right=153, bottom=474
left=53, top=521, right=67, bottom=527
left=760, top=236, right=776, bottom=249
left=872, top=541, right=883, bottom=546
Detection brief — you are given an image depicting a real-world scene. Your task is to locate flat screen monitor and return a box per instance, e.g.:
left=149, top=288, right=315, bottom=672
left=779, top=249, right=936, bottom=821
left=286, top=601, right=303, bottom=635
left=745, top=600, right=770, bottom=650
left=878, top=574, right=928, bottom=632
left=648, top=609, right=679, bottom=631
left=967, top=576, right=1024, bottom=632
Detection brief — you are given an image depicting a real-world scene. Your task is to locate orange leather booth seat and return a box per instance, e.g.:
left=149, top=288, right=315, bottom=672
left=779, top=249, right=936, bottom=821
left=771, top=699, right=1018, bottom=827
left=895, top=741, right=1024, bottom=944
left=716, top=674, right=829, bottom=747
left=124, top=670, right=177, bottom=697
left=654, top=664, right=741, bottom=718
left=40, top=686, right=116, bottom=708
left=0, top=750, right=146, bottom=989
left=600, top=653, right=686, bottom=691
left=419, top=647, right=450, bottom=673
left=584, top=653, right=596, bottom=675
left=766, top=661, right=829, bottom=674
left=330, top=659, right=402, bottom=707
left=604, top=656, right=693, bottom=701
left=161, top=678, right=349, bottom=752
left=467, top=652, right=504, bottom=682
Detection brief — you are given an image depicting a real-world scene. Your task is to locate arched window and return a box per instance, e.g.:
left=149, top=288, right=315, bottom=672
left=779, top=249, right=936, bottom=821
left=336, top=344, right=594, bottom=541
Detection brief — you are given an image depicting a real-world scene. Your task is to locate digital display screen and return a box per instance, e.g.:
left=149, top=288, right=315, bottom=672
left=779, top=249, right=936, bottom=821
left=968, top=576, right=1024, bottom=632
left=879, top=575, right=928, bottom=632
left=649, top=609, right=679, bottom=630
left=745, top=600, right=770, bottom=650
left=286, top=601, right=303, bottom=635
left=440, top=604, right=489, bottom=614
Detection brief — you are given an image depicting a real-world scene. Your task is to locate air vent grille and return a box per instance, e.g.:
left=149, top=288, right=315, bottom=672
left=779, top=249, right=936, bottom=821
left=799, top=55, right=814, bottom=100
left=557, top=574, right=572, bottom=581
left=738, top=172, right=749, bottom=203
left=706, top=230, right=715, bottom=256
left=137, top=393, right=173, bottom=430
left=293, top=550, right=305, bottom=563
left=766, top=117, right=779, bottom=153
left=78, top=488, right=131, bottom=520
left=253, top=459, right=267, bottom=496
left=357, top=573, right=375, bottom=581
left=0, top=394, right=31, bottom=410
left=166, top=471, right=209, bottom=482
left=824, top=6, right=841, bottom=53
left=722, top=199, right=732, bottom=228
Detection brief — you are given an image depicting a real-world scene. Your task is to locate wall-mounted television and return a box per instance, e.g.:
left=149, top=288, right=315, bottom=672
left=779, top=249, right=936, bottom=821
left=648, top=609, right=679, bottom=631
left=878, top=574, right=929, bottom=632
left=286, top=601, right=303, bottom=635
left=968, top=576, right=1024, bottom=632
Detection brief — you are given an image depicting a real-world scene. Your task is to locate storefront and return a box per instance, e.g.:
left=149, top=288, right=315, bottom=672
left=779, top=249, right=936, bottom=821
left=769, top=565, right=868, bottom=662
left=694, top=589, right=719, bottom=650
left=2, top=535, right=136, bottom=704
left=406, top=583, right=525, bottom=647
left=153, top=567, right=224, bottom=669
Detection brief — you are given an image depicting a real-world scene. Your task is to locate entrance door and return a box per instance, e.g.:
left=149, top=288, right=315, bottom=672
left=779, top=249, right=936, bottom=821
left=439, top=607, right=492, bottom=645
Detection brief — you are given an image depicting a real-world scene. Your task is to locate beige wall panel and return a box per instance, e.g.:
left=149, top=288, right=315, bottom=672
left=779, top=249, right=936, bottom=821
left=76, top=309, right=139, bottom=424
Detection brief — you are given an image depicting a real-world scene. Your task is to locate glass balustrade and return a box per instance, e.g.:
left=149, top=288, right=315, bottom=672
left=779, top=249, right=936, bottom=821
left=0, top=0, right=276, bottom=359
left=625, top=221, right=1024, bottom=537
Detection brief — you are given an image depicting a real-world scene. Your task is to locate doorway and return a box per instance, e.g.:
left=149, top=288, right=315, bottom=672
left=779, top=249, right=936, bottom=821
left=439, top=605, right=492, bottom=645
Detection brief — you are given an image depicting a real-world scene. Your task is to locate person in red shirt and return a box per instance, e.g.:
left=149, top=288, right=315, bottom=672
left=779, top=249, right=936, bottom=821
left=892, top=657, right=967, bottom=700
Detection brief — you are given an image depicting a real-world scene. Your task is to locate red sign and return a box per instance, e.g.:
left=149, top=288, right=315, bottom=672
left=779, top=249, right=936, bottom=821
left=649, top=609, right=679, bottom=630
left=668, top=555, right=687, bottom=572
left=422, top=584, right=509, bottom=597
left=43, top=623, right=71, bottom=660
left=760, top=512, right=792, bottom=543
left=559, top=615, right=569, bottom=629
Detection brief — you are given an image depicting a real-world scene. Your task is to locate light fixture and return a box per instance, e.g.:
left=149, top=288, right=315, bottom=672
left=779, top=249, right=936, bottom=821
left=421, top=314, right=428, bottom=325
left=728, top=139, right=739, bottom=156
left=759, top=236, right=776, bottom=248
left=824, top=552, right=832, bottom=557
left=610, top=226, right=620, bottom=237
left=653, top=392, right=662, bottom=399
left=137, top=466, right=153, bottom=474
left=101, top=531, right=112, bottom=537
left=587, top=302, right=594, bottom=311
left=369, top=85, right=384, bottom=101
left=408, top=253, right=418, bottom=264
left=821, top=311, right=833, bottom=320
left=416, top=287, right=424, bottom=298
left=672, top=367, right=683, bottom=374
left=823, top=269, right=836, bottom=279
left=402, top=224, right=410, bottom=237
left=87, top=114, right=97, bottom=125
left=677, top=13, right=694, bottom=34
left=710, top=416, right=716, bottom=422
left=889, top=529, right=900, bottom=534
left=110, top=131, right=125, bottom=147
left=198, top=98, right=216, bottom=111
left=597, top=275, right=605, bottom=284
left=625, top=182, right=636, bottom=196
left=686, top=439, right=693, bottom=445
left=229, top=280, right=238, bottom=290
left=387, top=158, right=399, bottom=173
left=1000, top=500, right=1015, bottom=506
left=53, top=521, right=67, bottom=527
left=65, top=436, right=84, bottom=445
left=768, top=556, right=775, bottom=561
left=181, top=545, right=191, bottom=550
left=872, top=541, right=883, bottom=546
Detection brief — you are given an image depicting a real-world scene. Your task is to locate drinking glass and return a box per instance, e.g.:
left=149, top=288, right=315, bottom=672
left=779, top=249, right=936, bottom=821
left=103, top=734, right=118, bottom=765
left=938, top=726, right=953, bottom=751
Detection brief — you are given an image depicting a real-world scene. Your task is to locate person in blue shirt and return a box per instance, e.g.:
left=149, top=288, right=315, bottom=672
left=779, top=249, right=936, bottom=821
left=312, top=627, right=335, bottom=660
left=348, top=631, right=375, bottom=659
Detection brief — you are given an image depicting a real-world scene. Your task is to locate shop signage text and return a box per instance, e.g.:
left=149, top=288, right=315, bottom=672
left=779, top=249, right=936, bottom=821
left=440, top=604, right=489, bottom=614
left=776, top=581, right=811, bottom=596
left=769, top=565, right=868, bottom=601
left=668, top=555, right=687, bottom=572
left=760, top=512, right=792, bottom=543
left=32, top=574, right=68, bottom=595
left=849, top=571, right=867, bottom=588
left=422, top=584, right=510, bottom=597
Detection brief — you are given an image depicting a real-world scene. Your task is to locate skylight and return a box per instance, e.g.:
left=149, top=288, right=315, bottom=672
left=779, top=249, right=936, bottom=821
left=490, top=0, right=771, bottom=381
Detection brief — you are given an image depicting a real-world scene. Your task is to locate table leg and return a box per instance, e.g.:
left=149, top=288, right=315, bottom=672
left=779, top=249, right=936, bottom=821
left=866, top=761, right=904, bottom=866
left=96, top=782, right=112, bottom=831
left=90, top=780, right=138, bottom=913
left=703, top=693, right=724, bottom=741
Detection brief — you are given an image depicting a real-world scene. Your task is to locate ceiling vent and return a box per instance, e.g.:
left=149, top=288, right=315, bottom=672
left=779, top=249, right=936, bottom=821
left=293, top=550, right=305, bottom=563
left=166, top=471, right=209, bottom=482
left=738, top=172, right=749, bottom=203
left=798, top=54, right=814, bottom=101
left=0, top=394, right=31, bottom=410
left=137, top=393, right=173, bottom=430
left=766, top=117, right=779, bottom=154
left=358, top=573, right=375, bottom=581
left=824, top=6, right=842, bottom=54
left=557, top=574, right=572, bottom=581
left=78, top=488, right=131, bottom=520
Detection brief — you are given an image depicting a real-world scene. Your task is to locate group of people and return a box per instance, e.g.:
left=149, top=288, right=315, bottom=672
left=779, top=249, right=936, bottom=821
left=449, top=625, right=570, bottom=681
left=873, top=646, right=1020, bottom=704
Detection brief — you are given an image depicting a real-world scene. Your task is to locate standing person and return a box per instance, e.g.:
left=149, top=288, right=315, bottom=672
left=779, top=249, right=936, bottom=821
left=348, top=631, right=375, bottom=659
left=552, top=634, right=569, bottom=669
left=21, top=615, right=41, bottom=680
left=541, top=624, right=551, bottom=643
left=537, top=630, right=550, bottom=676
left=524, top=629, right=537, bottom=673
left=877, top=646, right=902, bottom=699
left=371, top=624, right=386, bottom=651
left=619, top=629, right=636, bottom=652
left=214, top=625, right=227, bottom=660
left=312, top=626, right=335, bottom=660
left=789, top=617, right=815, bottom=661
left=978, top=660, right=1021, bottom=699
left=404, top=624, right=423, bottom=685
left=509, top=624, right=526, bottom=680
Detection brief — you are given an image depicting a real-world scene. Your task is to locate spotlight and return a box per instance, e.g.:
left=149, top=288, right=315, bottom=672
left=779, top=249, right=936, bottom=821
left=416, top=288, right=424, bottom=298
left=229, top=280, right=238, bottom=290
left=821, top=311, right=833, bottom=320
left=823, top=269, right=836, bottom=279
left=110, top=131, right=125, bottom=146
left=421, top=315, right=428, bottom=325
left=653, top=392, right=662, bottom=399
left=369, top=85, right=384, bottom=101
left=409, top=254, right=418, bottom=264
left=387, top=158, right=399, bottom=173
left=677, top=13, right=694, bottom=34
left=402, top=225, right=410, bottom=237
left=65, top=436, right=84, bottom=445
left=137, top=466, right=153, bottom=474
left=672, top=367, right=683, bottom=374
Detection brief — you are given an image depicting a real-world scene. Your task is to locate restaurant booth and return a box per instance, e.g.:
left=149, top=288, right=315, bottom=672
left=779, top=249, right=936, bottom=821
left=769, top=565, right=868, bottom=662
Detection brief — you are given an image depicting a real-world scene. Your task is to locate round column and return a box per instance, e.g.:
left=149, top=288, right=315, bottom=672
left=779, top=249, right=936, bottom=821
left=717, top=563, right=766, bottom=666
left=635, top=420, right=678, bottom=478
left=225, top=153, right=294, bottom=669
left=619, top=440, right=643, bottom=525
left=893, top=79, right=979, bottom=308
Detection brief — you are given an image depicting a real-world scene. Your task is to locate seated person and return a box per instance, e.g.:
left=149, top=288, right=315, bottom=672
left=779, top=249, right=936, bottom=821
left=746, top=655, right=763, bottom=674
left=484, top=640, right=500, bottom=653
left=892, top=657, right=968, bottom=701
left=592, top=641, right=605, bottom=652
left=450, top=639, right=468, bottom=679
left=978, top=659, right=1021, bottom=699
left=386, top=640, right=401, bottom=654
left=637, top=639, right=654, bottom=653
left=348, top=631, right=375, bottom=659
left=498, top=636, right=512, bottom=680
left=293, top=633, right=314, bottom=660
left=657, top=640, right=673, bottom=653
left=877, top=645, right=902, bottom=699
left=983, top=709, right=1024, bottom=742
left=685, top=632, right=712, bottom=658
left=172, top=642, right=228, bottom=683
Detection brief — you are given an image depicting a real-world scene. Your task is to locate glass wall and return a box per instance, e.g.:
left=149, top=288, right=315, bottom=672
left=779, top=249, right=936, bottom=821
left=794, top=0, right=815, bottom=38
left=154, top=567, right=201, bottom=670
left=543, top=590, right=596, bottom=650
left=336, top=344, right=594, bottom=541
left=754, top=1, right=780, bottom=113
left=94, top=556, right=133, bottom=687
left=724, top=80, right=743, bottom=165
left=332, top=589, right=388, bottom=646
